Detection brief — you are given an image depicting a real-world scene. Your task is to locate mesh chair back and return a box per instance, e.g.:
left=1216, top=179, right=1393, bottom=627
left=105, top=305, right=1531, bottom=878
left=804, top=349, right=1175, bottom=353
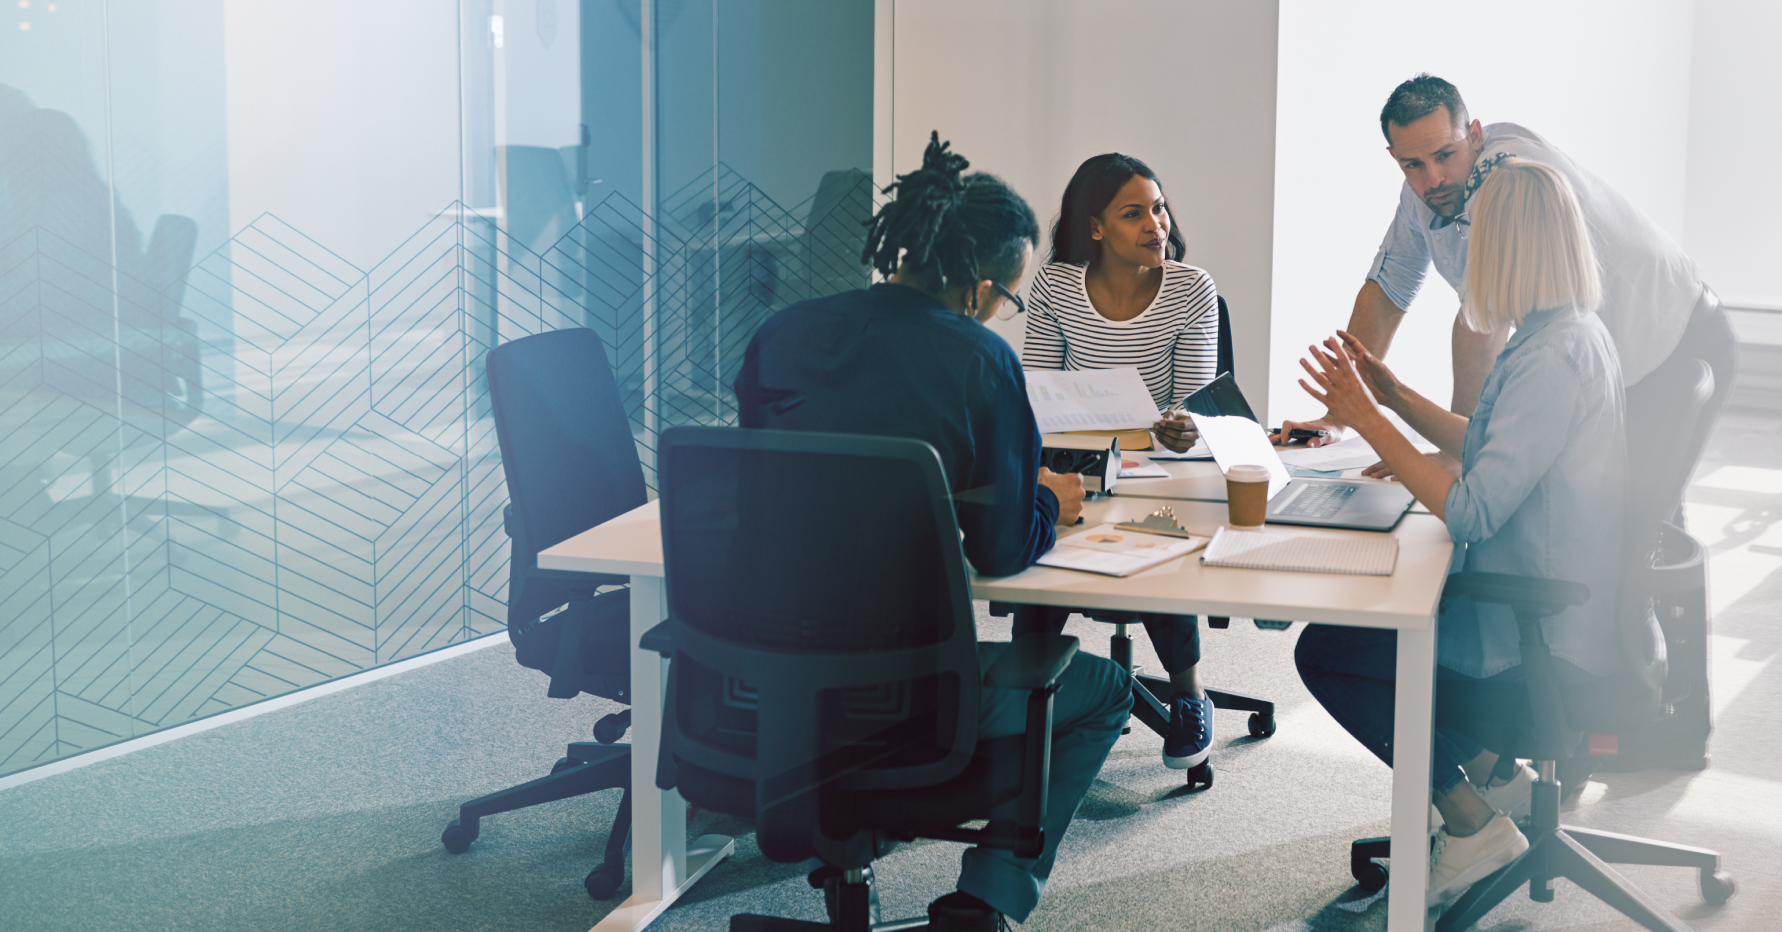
left=486, top=329, right=646, bottom=624
left=658, top=428, right=984, bottom=850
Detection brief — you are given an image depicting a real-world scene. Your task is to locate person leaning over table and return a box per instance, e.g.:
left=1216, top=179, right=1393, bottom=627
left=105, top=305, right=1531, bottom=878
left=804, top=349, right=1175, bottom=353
left=1290, top=157, right=1626, bottom=911
left=732, top=132, right=1131, bottom=932
left=1013, top=152, right=1224, bottom=775
left=1277, top=74, right=1733, bottom=486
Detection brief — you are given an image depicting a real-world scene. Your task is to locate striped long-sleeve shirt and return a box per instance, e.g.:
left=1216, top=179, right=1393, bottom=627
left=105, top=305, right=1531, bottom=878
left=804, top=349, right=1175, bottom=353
left=1021, top=260, right=1220, bottom=411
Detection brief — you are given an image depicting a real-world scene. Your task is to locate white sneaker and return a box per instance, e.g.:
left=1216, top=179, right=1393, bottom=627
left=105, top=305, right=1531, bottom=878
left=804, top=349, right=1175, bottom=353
left=1427, top=814, right=1529, bottom=908
left=1480, top=763, right=1536, bottom=822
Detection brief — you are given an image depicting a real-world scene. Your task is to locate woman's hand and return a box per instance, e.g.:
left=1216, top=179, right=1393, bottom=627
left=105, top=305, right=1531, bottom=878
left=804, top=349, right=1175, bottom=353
left=1151, top=414, right=1199, bottom=453
left=1298, top=336, right=1387, bottom=432
left=1336, top=330, right=1403, bottom=409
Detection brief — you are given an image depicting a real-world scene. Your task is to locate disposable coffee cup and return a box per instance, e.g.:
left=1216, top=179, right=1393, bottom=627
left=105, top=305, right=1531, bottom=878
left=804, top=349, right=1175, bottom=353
left=1225, top=464, right=1271, bottom=528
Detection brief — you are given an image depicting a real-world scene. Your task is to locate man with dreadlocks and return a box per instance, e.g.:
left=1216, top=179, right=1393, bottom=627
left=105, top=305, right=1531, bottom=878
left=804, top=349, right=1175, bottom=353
left=734, top=132, right=1130, bottom=931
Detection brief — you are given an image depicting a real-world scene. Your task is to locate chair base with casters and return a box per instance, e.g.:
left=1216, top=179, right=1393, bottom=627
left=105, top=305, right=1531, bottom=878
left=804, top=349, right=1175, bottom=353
left=1350, top=761, right=1733, bottom=932
left=443, top=741, right=634, bottom=899
left=1345, top=572, right=1733, bottom=932
left=990, top=605, right=1278, bottom=791
left=438, top=589, right=638, bottom=900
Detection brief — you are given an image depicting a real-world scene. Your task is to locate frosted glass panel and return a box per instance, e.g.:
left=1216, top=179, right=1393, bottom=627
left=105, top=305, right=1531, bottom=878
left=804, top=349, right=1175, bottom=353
left=0, top=0, right=876, bottom=777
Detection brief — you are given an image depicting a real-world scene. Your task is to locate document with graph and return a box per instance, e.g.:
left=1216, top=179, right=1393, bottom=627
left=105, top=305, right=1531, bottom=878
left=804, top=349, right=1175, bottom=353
left=1023, top=367, right=1160, bottom=432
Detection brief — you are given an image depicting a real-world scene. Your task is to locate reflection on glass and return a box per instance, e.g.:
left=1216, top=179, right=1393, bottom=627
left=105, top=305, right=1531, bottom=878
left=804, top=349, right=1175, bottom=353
left=0, top=0, right=874, bottom=778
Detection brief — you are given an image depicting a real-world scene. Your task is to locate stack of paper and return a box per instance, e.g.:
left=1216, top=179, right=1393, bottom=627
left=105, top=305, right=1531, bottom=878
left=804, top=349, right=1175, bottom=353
left=1200, top=527, right=1398, bottom=576
left=1038, top=524, right=1209, bottom=577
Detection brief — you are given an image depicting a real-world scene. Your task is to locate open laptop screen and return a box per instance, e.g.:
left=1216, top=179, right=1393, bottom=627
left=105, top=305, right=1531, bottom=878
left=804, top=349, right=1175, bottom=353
left=1181, top=374, right=1291, bottom=500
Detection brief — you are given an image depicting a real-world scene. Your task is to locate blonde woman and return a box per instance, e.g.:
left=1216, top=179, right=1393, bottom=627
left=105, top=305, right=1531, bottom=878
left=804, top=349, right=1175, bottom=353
left=1291, top=158, right=1626, bottom=909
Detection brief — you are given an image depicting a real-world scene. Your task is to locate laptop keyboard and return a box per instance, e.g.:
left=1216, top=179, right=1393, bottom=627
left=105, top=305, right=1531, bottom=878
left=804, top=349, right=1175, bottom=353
left=1275, top=483, right=1355, bottom=519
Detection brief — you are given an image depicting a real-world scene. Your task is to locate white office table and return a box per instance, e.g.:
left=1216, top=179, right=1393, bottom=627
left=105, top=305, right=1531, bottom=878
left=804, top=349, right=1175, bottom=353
left=542, top=494, right=1452, bottom=932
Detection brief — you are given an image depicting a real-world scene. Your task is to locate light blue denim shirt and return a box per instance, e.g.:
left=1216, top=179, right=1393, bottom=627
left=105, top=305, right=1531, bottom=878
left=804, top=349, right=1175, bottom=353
left=1438, top=307, right=1626, bottom=678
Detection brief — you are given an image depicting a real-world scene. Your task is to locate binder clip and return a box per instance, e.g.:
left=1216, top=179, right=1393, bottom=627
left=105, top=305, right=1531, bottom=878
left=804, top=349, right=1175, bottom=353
left=1115, top=505, right=1198, bottom=539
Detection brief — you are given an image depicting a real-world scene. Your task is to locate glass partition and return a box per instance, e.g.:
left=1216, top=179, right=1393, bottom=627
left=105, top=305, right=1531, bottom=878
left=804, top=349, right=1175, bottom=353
left=0, top=0, right=875, bottom=778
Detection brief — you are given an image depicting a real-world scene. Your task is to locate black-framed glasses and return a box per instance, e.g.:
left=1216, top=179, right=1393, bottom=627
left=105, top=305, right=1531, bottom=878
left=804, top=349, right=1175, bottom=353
left=992, top=282, right=1026, bottom=320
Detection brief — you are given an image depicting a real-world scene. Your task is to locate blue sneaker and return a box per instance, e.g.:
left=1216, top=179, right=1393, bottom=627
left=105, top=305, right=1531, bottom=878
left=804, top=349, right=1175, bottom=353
left=1163, top=693, right=1214, bottom=769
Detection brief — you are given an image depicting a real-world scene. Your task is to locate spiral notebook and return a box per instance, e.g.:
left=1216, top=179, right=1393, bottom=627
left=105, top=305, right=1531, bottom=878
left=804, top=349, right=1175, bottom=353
left=1200, top=527, right=1398, bottom=576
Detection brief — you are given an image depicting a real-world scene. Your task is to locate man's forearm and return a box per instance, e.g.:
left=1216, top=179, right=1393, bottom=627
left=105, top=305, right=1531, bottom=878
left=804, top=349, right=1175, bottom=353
left=1346, top=279, right=1407, bottom=360
left=1451, top=313, right=1510, bottom=416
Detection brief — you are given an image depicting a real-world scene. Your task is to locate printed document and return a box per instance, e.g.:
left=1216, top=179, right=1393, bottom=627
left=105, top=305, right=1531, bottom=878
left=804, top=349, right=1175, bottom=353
left=1024, top=368, right=1160, bottom=432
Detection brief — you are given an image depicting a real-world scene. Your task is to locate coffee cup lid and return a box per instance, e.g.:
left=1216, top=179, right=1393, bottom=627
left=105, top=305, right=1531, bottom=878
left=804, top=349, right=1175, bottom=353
left=1226, top=464, right=1271, bottom=482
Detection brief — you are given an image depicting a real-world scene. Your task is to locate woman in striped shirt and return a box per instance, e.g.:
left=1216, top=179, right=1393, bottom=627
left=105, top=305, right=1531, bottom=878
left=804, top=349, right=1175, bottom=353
left=1022, top=153, right=1219, bottom=454
left=1011, top=153, right=1224, bottom=779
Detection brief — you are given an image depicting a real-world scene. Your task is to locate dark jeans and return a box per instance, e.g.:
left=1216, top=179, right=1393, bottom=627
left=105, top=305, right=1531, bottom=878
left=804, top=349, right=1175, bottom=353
left=961, top=645, right=1131, bottom=921
left=1294, top=624, right=1524, bottom=795
left=1009, top=603, right=1200, bottom=676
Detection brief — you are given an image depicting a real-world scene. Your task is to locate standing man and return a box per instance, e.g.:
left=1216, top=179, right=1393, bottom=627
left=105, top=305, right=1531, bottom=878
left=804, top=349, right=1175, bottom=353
left=1279, top=74, right=1735, bottom=457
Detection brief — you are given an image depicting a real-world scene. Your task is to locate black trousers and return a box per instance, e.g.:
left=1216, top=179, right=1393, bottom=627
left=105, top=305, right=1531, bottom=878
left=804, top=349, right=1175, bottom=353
left=1645, top=288, right=1737, bottom=527
left=1667, top=289, right=1737, bottom=461
left=1008, top=603, right=1201, bottom=676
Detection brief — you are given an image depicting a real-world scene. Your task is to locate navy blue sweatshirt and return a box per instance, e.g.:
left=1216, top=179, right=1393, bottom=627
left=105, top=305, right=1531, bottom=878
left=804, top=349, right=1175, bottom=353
left=733, top=283, right=1059, bottom=577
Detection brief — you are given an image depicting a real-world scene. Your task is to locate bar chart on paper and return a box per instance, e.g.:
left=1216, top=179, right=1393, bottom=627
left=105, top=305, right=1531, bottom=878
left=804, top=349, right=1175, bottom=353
left=1024, top=367, right=1161, bottom=432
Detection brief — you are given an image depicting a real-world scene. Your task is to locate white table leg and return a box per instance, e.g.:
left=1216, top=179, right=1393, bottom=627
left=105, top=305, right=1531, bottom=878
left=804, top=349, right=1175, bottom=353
left=1387, top=620, right=1438, bottom=932
left=592, top=574, right=735, bottom=932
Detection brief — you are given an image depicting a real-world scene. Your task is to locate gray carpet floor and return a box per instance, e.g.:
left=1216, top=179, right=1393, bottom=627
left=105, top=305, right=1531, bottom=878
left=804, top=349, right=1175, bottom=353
left=3, top=411, right=1780, bottom=932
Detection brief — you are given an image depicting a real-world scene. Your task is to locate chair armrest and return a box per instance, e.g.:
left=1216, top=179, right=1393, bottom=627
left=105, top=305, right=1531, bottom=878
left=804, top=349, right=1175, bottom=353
left=984, top=635, right=1079, bottom=691
left=1443, top=571, right=1589, bottom=617
left=640, top=621, right=673, bottom=655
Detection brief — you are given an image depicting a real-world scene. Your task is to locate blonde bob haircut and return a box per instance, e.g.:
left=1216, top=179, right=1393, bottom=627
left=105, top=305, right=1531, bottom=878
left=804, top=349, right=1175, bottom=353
left=1461, top=157, right=1602, bottom=333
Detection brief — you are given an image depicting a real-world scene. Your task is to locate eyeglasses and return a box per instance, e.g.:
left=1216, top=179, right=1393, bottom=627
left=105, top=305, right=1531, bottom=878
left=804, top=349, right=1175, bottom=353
left=992, top=282, right=1026, bottom=320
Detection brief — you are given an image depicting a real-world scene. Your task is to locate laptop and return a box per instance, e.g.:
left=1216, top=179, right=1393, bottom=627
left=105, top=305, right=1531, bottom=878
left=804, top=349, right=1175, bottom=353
left=1180, top=373, right=1416, bottom=532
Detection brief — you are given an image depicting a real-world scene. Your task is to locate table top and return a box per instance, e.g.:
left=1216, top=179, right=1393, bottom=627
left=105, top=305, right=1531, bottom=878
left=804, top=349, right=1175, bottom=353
left=540, top=491, right=1452, bottom=631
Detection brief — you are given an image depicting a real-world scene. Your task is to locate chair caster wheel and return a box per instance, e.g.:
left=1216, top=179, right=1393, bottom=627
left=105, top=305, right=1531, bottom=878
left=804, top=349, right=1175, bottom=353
left=593, top=712, right=629, bottom=744
left=1185, top=761, right=1213, bottom=792
left=1353, top=860, right=1388, bottom=894
left=441, top=818, right=478, bottom=854
left=1701, top=869, right=1735, bottom=905
left=585, top=862, right=625, bottom=900
left=1248, top=712, right=1276, bottom=738
left=551, top=756, right=579, bottom=775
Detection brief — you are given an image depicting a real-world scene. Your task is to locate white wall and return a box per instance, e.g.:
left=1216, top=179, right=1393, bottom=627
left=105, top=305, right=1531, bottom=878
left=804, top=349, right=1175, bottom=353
left=1684, top=0, right=1782, bottom=310
left=888, top=0, right=1280, bottom=411
left=1270, top=0, right=1696, bottom=425
left=222, top=0, right=463, bottom=272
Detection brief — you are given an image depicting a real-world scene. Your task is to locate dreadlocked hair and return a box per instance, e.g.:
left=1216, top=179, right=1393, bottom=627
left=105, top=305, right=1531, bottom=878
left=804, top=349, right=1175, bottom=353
left=862, top=131, right=1038, bottom=300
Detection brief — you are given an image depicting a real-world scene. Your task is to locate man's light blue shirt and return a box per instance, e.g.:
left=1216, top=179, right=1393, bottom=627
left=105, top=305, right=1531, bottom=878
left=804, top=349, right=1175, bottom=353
left=1437, top=307, right=1627, bottom=678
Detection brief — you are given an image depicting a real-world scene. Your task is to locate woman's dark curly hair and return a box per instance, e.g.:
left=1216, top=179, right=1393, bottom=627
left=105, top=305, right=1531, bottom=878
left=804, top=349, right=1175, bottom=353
left=1049, top=152, right=1185, bottom=266
left=862, top=131, right=1039, bottom=304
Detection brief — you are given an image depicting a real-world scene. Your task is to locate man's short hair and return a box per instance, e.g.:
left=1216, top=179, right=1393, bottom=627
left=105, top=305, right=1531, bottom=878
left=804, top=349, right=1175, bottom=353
left=1380, top=74, right=1469, bottom=145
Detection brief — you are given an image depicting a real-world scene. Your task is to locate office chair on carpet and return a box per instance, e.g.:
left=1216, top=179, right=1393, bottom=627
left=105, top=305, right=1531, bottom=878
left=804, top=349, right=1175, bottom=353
left=992, top=295, right=1276, bottom=792
left=1348, top=360, right=1735, bottom=931
left=439, top=328, right=645, bottom=900
left=649, top=427, right=1081, bottom=931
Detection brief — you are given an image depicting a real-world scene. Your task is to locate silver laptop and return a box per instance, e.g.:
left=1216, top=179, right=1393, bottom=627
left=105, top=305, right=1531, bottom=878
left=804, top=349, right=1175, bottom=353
left=1180, top=373, right=1415, bottom=532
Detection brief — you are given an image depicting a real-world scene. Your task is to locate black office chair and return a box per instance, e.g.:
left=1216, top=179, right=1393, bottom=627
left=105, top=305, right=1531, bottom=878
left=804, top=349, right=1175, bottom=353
left=439, top=328, right=645, bottom=900
left=992, top=294, right=1277, bottom=792
left=650, top=427, right=1080, bottom=932
left=1349, top=360, right=1735, bottom=931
